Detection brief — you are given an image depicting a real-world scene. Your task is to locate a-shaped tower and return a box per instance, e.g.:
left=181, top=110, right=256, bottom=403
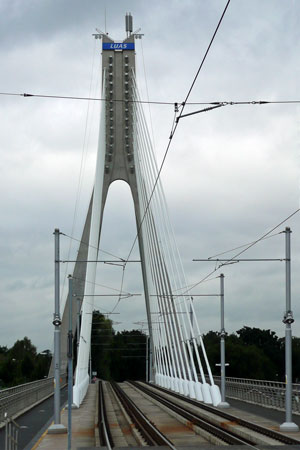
left=58, top=14, right=221, bottom=408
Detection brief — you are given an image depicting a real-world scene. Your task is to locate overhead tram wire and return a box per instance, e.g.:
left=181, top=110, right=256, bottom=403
left=72, top=275, right=131, bottom=296
left=221, top=207, right=300, bottom=264
left=183, top=208, right=300, bottom=296
left=2, top=90, right=300, bottom=108
left=123, top=0, right=232, bottom=271
left=61, top=232, right=125, bottom=261
left=207, top=231, right=283, bottom=260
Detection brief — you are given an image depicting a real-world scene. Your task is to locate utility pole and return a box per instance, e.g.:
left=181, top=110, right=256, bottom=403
left=77, top=297, right=81, bottom=351
left=149, top=336, right=153, bottom=382
left=146, top=335, right=149, bottom=382
left=89, top=354, right=92, bottom=384
left=67, top=275, right=73, bottom=449
left=280, top=228, right=299, bottom=432
left=218, top=274, right=230, bottom=408
left=48, top=229, right=67, bottom=434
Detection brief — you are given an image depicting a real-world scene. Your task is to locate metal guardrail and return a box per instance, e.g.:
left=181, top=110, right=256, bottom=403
left=0, top=373, right=67, bottom=423
left=211, top=375, right=300, bottom=414
left=4, top=414, right=20, bottom=450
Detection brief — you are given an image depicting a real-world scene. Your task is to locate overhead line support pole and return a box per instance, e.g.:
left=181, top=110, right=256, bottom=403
left=146, top=335, right=149, bottom=382
left=48, top=229, right=67, bottom=435
left=218, top=274, right=230, bottom=408
left=67, top=275, right=73, bottom=449
left=280, top=227, right=299, bottom=432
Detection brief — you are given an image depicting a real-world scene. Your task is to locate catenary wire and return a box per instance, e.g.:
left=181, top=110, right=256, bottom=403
left=61, top=232, right=125, bottom=261
left=178, top=0, right=231, bottom=111
left=3, top=91, right=300, bottom=107
left=185, top=208, right=300, bottom=295
left=72, top=275, right=131, bottom=296
left=223, top=208, right=300, bottom=264
left=207, top=231, right=282, bottom=260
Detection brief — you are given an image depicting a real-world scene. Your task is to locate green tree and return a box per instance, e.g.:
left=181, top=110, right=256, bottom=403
left=0, top=337, right=38, bottom=386
left=9, top=337, right=37, bottom=361
left=21, top=354, right=35, bottom=381
left=225, top=335, right=275, bottom=380
left=91, top=311, right=114, bottom=380
left=110, top=330, right=147, bottom=381
left=32, top=350, right=52, bottom=380
left=236, top=326, right=284, bottom=379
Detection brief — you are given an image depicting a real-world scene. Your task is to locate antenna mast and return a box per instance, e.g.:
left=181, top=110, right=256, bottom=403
left=125, top=12, right=133, bottom=37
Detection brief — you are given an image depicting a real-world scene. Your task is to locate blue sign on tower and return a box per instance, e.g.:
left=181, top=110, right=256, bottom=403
left=103, top=42, right=135, bottom=51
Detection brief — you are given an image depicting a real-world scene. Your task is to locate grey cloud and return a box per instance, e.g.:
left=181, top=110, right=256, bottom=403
left=0, top=0, right=299, bottom=352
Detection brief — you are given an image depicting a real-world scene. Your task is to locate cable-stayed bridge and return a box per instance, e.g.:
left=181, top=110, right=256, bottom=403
left=53, top=17, right=222, bottom=409
left=2, top=12, right=300, bottom=449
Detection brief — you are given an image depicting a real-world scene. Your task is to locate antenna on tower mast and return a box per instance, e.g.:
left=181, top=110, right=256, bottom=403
left=125, top=12, right=133, bottom=37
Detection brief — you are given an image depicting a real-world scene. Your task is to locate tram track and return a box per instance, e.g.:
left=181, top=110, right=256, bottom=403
left=131, top=380, right=300, bottom=447
left=99, top=380, right=114, bottom=449
left=99, top=379, right=300, bottom=447
left=110, top=381, right=177, bottom=448
left=128, top=380, right=259, bottom=447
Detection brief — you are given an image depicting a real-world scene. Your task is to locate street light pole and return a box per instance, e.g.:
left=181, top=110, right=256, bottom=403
left=48, top=229, right=67, bottom=434
left=218, top=274, right=230, bottom=408
left=280, top=227, right=299, bottom=432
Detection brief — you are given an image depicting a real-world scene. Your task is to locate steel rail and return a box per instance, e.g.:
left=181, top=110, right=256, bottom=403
left=140, top=381, right=300, bottom=446
left=129, top=380, right=257, bottom=446
left=98, top=381, right=114, bottom=449
left=110, top=381, right=177, bottom=449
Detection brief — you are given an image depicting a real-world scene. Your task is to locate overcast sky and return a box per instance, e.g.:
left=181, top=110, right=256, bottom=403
left=0, top=0, right=299, bottom=354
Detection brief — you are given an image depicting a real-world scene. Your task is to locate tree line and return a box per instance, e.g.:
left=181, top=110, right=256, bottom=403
left=89, top=311, right=147, bottom=382
left=89, top=312, right=300, bottom=383
left=1, top=313, right=299, bottom=387
left=203, top=327, right=300, bottom=382
left=0, top=337, right=51, bottom=388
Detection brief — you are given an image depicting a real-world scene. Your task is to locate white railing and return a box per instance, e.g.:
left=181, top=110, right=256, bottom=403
left=0, top=374, right=67, bottom=423
left=211, top=375, right=300, bottom=414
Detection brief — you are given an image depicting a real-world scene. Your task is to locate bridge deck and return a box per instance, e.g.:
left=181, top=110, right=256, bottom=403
left=32, top=382, right=300, bottom=449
